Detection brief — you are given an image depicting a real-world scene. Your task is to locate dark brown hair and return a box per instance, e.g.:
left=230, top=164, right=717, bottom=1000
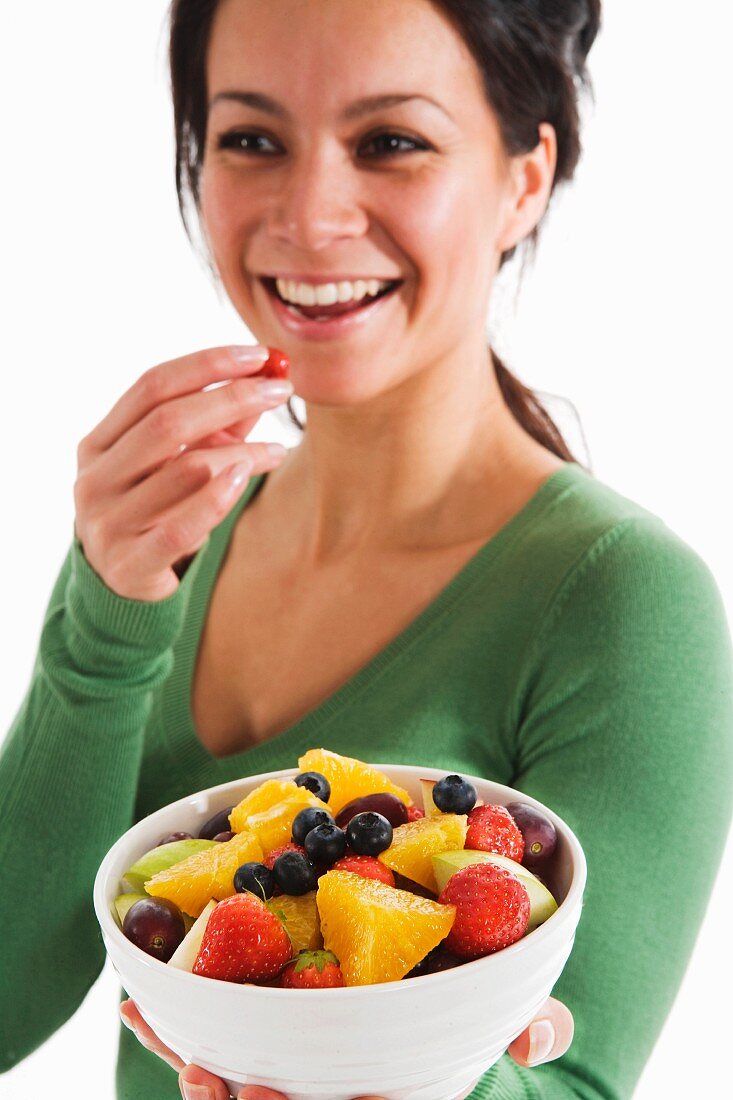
left=169, top=0, right=602, bottom=464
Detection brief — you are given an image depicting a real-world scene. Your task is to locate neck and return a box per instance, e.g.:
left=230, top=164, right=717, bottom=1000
left=271, top=332, right=545, bottom=561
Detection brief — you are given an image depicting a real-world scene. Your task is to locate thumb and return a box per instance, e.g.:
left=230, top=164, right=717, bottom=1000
left=507, top=996, right=574, bottom=1067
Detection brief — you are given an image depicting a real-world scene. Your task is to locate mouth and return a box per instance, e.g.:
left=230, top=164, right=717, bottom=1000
left=259, top=276, right=403, bottom=324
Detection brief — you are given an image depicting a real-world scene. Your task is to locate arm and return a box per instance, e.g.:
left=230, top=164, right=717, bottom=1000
left=471, top=517, right=733, bottom=1099
left=0, top=534, right=207, bottom=1072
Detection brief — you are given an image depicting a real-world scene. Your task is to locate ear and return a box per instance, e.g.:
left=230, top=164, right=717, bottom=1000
left=496, top=122, right=557, bottom=253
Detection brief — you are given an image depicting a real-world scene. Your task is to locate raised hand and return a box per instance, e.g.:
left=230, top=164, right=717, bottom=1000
left=74, top=345, right=292, bottom=602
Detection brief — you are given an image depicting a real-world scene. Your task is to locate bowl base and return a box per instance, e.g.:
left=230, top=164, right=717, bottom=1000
left=218, top=1066, right=486, bottom=1100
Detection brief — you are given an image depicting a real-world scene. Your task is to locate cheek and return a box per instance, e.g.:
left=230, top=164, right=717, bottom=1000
left=199, top=169, right=247, bottom=262
left=391, top=167, right=501, bottom=299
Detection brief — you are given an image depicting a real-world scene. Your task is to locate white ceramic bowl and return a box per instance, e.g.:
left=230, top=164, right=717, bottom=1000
left=94, top=764, right=586, bottom=1100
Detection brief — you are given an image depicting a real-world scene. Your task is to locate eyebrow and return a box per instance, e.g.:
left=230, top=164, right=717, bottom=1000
left=208, top=90, right=454, bottom=123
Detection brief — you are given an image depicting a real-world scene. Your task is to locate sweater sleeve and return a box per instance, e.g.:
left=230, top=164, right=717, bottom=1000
left=469, top=517, right=733, bottom=1100
left=0, top=533, right=209, bottom=1073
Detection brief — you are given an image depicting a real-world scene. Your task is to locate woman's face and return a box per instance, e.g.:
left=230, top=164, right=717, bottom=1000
left=200, top=0, right=538, bottom=405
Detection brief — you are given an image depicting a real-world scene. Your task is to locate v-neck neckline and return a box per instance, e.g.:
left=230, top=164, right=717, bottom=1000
left=162, top=460, right=588, bottom=778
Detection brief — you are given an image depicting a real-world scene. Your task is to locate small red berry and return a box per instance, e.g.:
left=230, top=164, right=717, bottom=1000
left=255, top=347, right=290, bottom=379
left=279, top=949, right=345, bottom=988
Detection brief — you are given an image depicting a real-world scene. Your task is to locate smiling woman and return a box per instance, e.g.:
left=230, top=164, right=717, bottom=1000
left=0, top=2, right=731, bottom=1100
left=172, top=0, right=592, bottom=453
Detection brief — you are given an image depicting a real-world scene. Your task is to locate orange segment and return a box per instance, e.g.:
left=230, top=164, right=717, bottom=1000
left=145, top=828, right=263, bottom=917
left=229, top=778, right=300, bottom=833
left=298, top=748, right=413, bottom=815
left=317, top=870, right=455, bottom=986
left=244, top=788, right=331, bottom=854
left=267, top=891, right=323, bottom=953
left=378, top=814, right=468, bottom=894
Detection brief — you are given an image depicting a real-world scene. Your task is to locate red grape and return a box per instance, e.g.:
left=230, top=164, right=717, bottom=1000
left=335, top=793, right=409, bottom=830
left=198, top=806, right=235, bottom=840
left=156, top=831, right=193, bottom=846
left=505, top=802, right=557, bottom=871
left=122, top=897, right=185, bottom=962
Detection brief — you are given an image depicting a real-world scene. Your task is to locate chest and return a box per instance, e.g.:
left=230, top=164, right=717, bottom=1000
left=191, top=532, right=493, bottom=759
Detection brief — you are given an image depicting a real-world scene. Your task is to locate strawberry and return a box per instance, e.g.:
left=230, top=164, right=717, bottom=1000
left=192, top=893, right=291, bottom=983
left=263, top=842, right=307, bottom=870
left=331, top=854, right=396, bottom=887
left=255, top=347, right=290, bottom=379
left=406, top=805, right=425, bottom=822
left=279, top=949, right=344, bottom=988
left=437, top=863, right=530, bottom=959
left=465, top=804, right=524, bottom=862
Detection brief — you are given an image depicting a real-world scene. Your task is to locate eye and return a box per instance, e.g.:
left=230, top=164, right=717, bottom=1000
left=215, top=130, right=281, bottom=155
left=213, top=128, right=430, bottom=159
left=359, top=131, right=430, bottom=158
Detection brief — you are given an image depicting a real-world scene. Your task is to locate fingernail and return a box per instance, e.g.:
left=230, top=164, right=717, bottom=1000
left=256, top=378, right=294, bottom=399
left=229, top=346, right=269, bottom=364
left=119, top=1005, right=135, bottom=1031
left=179, top=1081, right=214, bottom=1100
left=527, top=1017, right=555, bottom=1066
left=265, top=442, right=288, bottom=460
left=227, top=460, right=253, bottom=490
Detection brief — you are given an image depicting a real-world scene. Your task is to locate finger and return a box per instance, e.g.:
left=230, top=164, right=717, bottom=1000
left=119, top=999, right=185, bottom=1073
left=126, top=447, right=272, bottom=575
left=186, top=428, right=248, bottom=450
left=103, top=376, right=292, bottom=489
left=111, top=441, right=278, bottom=534
left=83, top=345, right=269, bottom=456
left=507, top=996, right=574, bottom=1068
left=179, top=1062, right=233, bottom=1100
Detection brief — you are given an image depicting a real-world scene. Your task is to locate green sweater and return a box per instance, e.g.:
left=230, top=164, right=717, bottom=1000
left=1, top=461, right=731, bottom=1100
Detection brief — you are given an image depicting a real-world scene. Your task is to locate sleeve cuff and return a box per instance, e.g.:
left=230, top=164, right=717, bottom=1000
left=67, top=533, right=210, bottom=659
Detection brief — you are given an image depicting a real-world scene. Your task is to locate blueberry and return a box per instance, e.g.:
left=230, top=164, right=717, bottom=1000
left=294, top=770, right=331, bottom=803
left=291, top=807, right=335, bottom=845
left=346, top=811, right=393, bottom=856
left=233, top=861, right=275, bottom=900
left=304, top=823, right=347, bottom=865
left=432, top=775, right=477, bottom=815
left=273, top=851, right=318, bottom=895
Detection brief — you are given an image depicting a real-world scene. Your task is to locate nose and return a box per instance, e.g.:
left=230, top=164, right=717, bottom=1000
left=267, top=145, right=368, bottom=252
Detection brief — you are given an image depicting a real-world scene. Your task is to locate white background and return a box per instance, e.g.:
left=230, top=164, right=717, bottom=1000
left=1, top=1, right=731, bottom=1097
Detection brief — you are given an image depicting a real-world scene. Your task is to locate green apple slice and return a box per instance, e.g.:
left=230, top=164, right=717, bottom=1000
left=114, top=892, right=195, bottom=934
left=431, top=849, right=558, bottom=932
left=122, top=839, right=217, bottom=892
left=114, top=892, right=148, bottom=927
left=167, top=899, right=218, bottom=971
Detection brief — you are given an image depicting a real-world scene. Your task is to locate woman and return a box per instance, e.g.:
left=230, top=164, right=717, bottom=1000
left=1, top=1, right=730, bottom=1099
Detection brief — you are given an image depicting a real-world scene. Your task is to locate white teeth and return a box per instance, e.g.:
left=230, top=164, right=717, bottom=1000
left=275, top=277, right=392, bottom=307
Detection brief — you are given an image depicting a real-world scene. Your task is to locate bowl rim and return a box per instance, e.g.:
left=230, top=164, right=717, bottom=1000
left=94, top=762, right=587, bottom=997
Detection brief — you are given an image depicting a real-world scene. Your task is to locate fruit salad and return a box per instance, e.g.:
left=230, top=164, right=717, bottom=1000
left=115, top=749, right=560, bottom=988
